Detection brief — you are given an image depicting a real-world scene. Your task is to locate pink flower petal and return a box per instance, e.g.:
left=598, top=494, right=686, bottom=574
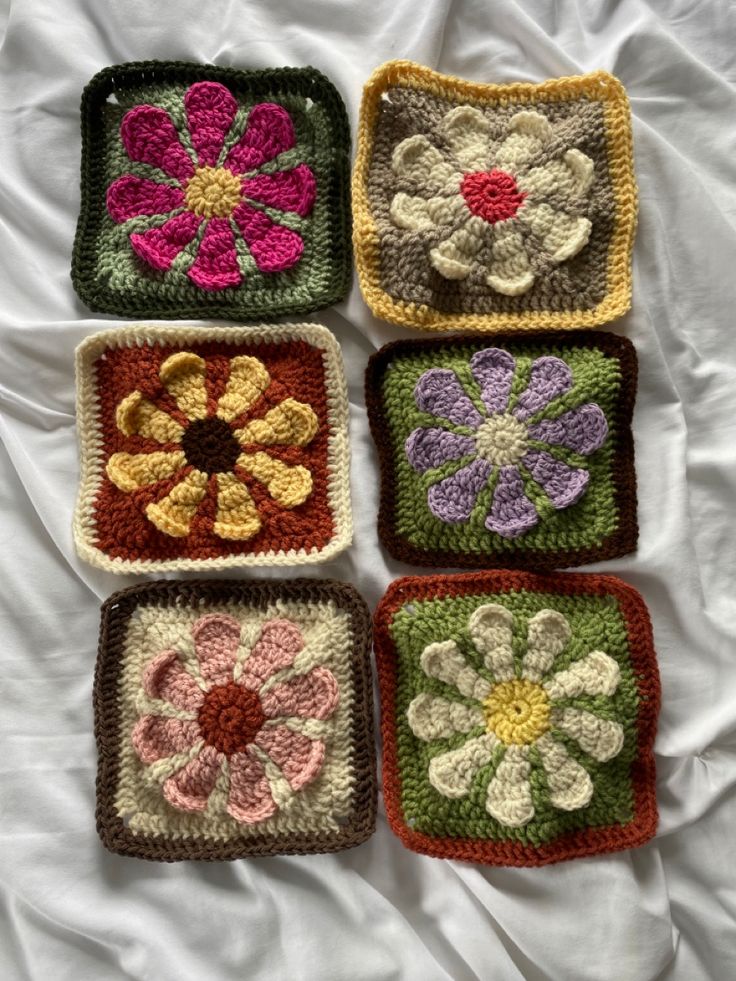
left=129, top=211, right=202, bottom=271
left=242, top=164, right=316, bottom=217
left=232, top=202, right=304, bottom=273
left=131, top=715, right=200, bottom=764
left=191, top=613, right=242, bottom=686
left=187, top=217, right=242, bottom=290
left=184, top=81, right=238, bottom=168
left=120, top=104, right=195, bottom=182
left=255, top=725, right=325, bottom=791
left=142, top=650, right=204, bottom=711
left=163, top=745, right=223, bottom=813
left=261, top=666, right=339, bottom=721
left=240, top=619, right=305, bottom=692
left=227, top=749, right=278, bottom=823
left=224, top=103, right=296, bottom=174
left=106, top=175, right=185, bottom=223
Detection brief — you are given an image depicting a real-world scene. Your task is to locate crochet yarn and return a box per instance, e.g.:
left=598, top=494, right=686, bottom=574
left=352, top=61, right=637, bottom=332
left=74, top=323, right=352, bottom=573
left=71, top=61, right=351, bottom=320
left=94, top=578, right=376, bottom=861
left=365, top=330, right=638, bottom=570
left=373, top=570, right=659, bottom=867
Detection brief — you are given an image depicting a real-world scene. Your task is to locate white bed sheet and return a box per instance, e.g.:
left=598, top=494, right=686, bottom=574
left=0, top=1, right=735, bottom=978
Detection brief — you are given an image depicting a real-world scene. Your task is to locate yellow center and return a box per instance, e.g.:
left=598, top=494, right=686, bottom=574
left=484, top=679, right=551, bottom=745
left=184, top=166, right=243, bottom=218
left=474, top=413, right=528, bottom=466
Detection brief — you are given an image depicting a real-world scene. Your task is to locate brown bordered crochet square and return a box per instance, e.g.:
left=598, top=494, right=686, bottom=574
left=365, top=330, right=638, bottom=570
left=352, top=61, right=637, bottom=332
left=94, top=579, right=376, bottom=861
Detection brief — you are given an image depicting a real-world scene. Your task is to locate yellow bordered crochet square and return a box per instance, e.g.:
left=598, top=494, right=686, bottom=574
left=352, top=61, right=637, bottom=333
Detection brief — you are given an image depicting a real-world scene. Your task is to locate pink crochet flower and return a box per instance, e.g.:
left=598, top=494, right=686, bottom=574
left=106, top=81, right=316, bottom=291
left=132, top=613, right=339, bottom=823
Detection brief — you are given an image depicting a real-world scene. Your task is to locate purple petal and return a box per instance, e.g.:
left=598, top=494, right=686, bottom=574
left=470, top=348, right=515, bottom=415
left=427, top=459, right=492, bottom=523
left=414, top=369, right=483, bottom=429
left=513, top=357, right=573, bottom=421
left=485, top=466, right=539, bottom=538
left=406, top=428, right=476, bottom=474
left=528, top=403, right=608, bottom=456
left=524, top=450, right=589, bottom=508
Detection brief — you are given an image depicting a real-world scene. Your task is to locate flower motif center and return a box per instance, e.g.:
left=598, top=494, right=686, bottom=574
left=181, top=417, right=242, bottom=474
left=474, top=413, right=528, bottom=466
left=198, top=682, right=265, bottom=755
left=184, top=165, right=243, bottom=218
left=484, top=679, right=550, bottom=745
left=460, top=169, right=526, bottom=224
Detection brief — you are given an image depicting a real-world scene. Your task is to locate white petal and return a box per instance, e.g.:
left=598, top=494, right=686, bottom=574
left=552, top=707, right=625, bottom=762
left=420, top=640, right=491, bottom=700
left=536, top=732, right=593, bottom=811
left=428, top=733, right=498, bottom=798
left=521, top=610, right=571, bottom=682
left=517, top=149, right=595, bottom=200
left=389, top=191, right=464, bottom=231
left=485, top=224, right=535, bottom=296
left=391, top=134, right=460, bottom=190
left=439, top=104, right=491, bottom=171
left=544, top=651, right=621, bottom=700
left=485, top=744, right=534, bottom=827
left=407, top=692, right=484, bottom=742
left=468, top=604, right=515, bottom=681
left=493, top=110, right=553, bottom=172
left=520, top=202, right=592, bottom=262
left=430, top=216, right=488, bottom=279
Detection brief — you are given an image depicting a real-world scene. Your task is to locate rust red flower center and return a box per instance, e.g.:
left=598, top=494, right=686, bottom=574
left=182, top=417, right=242, bottom=474
left=461, top=169, right=526, bottom=224
left=198, top=682, right=265, bottom=755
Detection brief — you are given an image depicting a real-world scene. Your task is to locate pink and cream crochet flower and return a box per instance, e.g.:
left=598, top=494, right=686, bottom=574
left=132, top=614, right=339, bottom=823
left=106, top=81, right=316, bottom=291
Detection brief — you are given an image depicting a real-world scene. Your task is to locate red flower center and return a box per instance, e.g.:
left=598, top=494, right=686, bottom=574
left=461, top=169, right=526, bottom=224
left=198, top=682, right=265, bottom=755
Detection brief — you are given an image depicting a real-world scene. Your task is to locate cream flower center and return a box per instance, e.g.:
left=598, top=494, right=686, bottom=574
left=185, top=166, right=243, bottom=218
left=474, top=413, right=528, bottom=466
left=484, top=679, right=550, bottom=745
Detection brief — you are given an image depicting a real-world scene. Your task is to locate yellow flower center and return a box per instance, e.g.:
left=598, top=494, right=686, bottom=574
left=484, top=679, right=550, bottom=745
left=474, top=413, right=528, bottom=466
left=184, top=166, right=243, bottom=218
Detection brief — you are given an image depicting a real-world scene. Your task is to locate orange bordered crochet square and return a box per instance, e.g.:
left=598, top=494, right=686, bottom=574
left=374, top=571, right=659, bottom=866
left=94, top=578, right=376, bottom=860
left=74, top=323, right=352, bottom=572
left=352, top=61, right=637, bottom=332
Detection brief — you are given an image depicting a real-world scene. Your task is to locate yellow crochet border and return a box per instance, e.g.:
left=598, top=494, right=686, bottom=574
left=352, top=61, right=638, bottom=333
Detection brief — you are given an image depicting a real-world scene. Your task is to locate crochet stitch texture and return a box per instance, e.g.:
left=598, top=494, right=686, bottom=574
left=71, top=61, right=351, bottom=319
left=352, top=61, right=637, bottom=332
left=374, top=571, right=659, bottom=866
left=94, top=578, right=376, bottom=861
left=365, top=331, right=637, bottom=569
left=74, top=323, right=352, bottom=572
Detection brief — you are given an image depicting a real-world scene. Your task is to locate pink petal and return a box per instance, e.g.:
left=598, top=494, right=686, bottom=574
left=106, top=175, right=185, bottom=223
left=261, top=666, right=339, bottom=721
left=224, top=103, right=296, bottom=174
left=184, top=81, right=238, bottom=168
left=232, top=202, right=304, bottom=273
left=240, top=619, right=305, bottom=692
left=255, top=725, right=325, bottom=791
left=142, top=650, right=204, bottom=711
left=120, top=104, right=195, bottom=182
left=163, top=745, right=223, bottom=813
left=131, top=715, right=200, bottom=764
left=129, top=211, right=202, bottom=271
left=242, top=164, right=316, bottom=217
left=187, top=217, right=242, bottom=290
left=227, top=749, right=278, bottom=823
left=192, top=613, right=241, bottom=686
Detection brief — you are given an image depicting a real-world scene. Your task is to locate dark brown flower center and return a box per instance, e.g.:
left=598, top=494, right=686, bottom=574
left=181, top=417, right=242, bottom=474
left=198, top=682, right=265, bottom=755
left=461, top=169, right=526, bottom=224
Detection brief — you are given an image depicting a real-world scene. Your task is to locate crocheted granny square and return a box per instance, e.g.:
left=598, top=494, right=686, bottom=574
left=366, top=331, right=637, bottom=569
left=74, top=323, right=351, bottom=572
left=95, top=578, right=376, bottom=860
left=71, top=61, right=351, bottom=319
left=374, top=571, right=659, bottom=866
left=353, top=61, right=637, bottom=332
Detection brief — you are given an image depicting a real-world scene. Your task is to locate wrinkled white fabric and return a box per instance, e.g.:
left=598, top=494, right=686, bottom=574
left=0, top=1, right=735, bottom=978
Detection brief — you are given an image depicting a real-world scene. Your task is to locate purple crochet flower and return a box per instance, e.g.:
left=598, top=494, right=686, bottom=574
left=405, top=349, right=608, bottom=539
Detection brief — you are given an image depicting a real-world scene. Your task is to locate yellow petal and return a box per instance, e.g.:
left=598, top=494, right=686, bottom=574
left=159, top=352, right=208, bottom=421
left=213, top=473, right=262, bottom=540
left=145, top=470, right=209, bottom=537
left=234, top=398, right=318, bottom=447
left=106, top=451, right=187, bottom=491
left=216, top=356, right=270, bottom=422
left=115, top=391, right=184, bottom=443
left=236, top=451, right=312, bottom=507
